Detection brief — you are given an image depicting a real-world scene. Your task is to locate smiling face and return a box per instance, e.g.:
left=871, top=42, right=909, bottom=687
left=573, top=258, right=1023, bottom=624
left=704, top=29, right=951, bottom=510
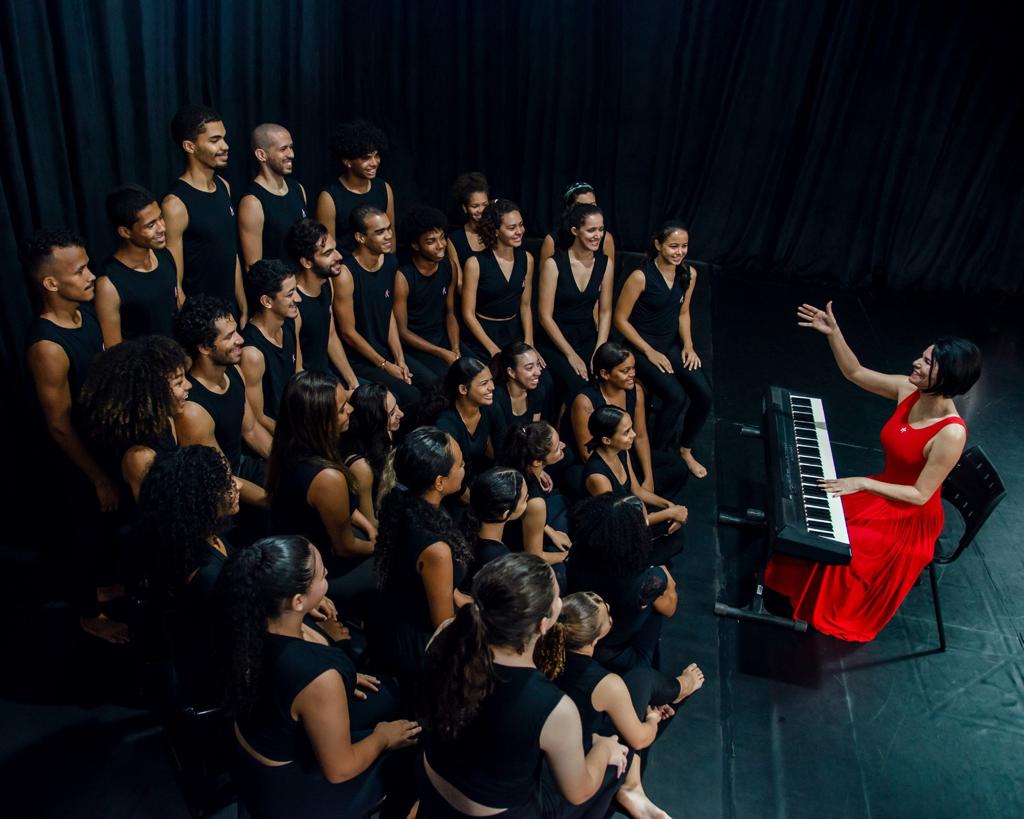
left=572, top=213, right=605, bottom=253
left=121, top=201, right=167, bottom=250
left=262, top=274, right=301, bottom=320
left=497, top=210, right=525, bottom=248
left=357, top=212, right=393, bottom=255
left=259, top=128, right=295, bottom=176
left=187, top=120, right=229, bottom=170
left=413, top=228, right=448, bottom=263
left=655, top=229, right=689, bottom=267
left=384, top=390, right=403, bottom=434
left=310, top=233, right=343, bottom=279
left=345, top=151, right=380, bottom=180
left=40, top=245, right=95, bottom=303
left=509, top=347, right=542, bottom=390
left=910, top=345, right=937, bottom=390
left=464, top=191, right=490, bottom=224
left=168, top=368, right=191, bottom=415
left=600, top=354, right=636, bottom=391
left=463, top=367, right=495, bottom=406
left=204, top=316, right=243, bottom=366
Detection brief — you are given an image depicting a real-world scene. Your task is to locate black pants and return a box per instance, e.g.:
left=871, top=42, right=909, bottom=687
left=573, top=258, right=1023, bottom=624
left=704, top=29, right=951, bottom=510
left=633, top=343, right=712, bottom=450
left=596, top=610, right=664, bottom=674
left=351, top=358, right=422, bottom=409
left=404, top=348, right=451, bottom=383
left=632, top=448, right=690, bottom=503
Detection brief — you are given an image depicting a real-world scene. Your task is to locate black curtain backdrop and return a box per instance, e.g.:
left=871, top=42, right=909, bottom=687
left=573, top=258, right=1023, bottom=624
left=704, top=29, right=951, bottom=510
left=2, top=0, right=1023, bottom=375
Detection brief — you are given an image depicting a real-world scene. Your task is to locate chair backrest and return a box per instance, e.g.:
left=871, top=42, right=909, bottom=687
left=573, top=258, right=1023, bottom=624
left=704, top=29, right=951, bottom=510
left=937, top=445, right=1006, bottom=564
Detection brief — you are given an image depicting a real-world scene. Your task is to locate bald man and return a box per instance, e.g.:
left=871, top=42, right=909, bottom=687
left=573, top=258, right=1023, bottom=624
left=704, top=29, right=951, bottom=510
left=238, top=123, right=308, bottom=269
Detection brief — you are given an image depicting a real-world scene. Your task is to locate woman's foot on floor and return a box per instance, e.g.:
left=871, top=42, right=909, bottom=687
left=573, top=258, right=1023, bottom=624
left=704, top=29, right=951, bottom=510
left=679, top=448, right=708, bottom=478
left=617, top=782, right=672, bottom=819
left=674, top=662, right=705, bottom=702
left=80, top=614, right=130, bottom=644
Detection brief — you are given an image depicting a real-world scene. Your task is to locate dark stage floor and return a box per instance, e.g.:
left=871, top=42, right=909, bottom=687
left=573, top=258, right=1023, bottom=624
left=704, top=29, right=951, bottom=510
left=2, top=272, right=1021, bottom=818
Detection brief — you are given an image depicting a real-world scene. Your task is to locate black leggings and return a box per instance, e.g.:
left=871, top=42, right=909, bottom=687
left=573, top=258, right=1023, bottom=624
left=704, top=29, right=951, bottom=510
left=633, top=343, right=712, bottom=450
left=351, top=358, right=422, bottom=409
left=404, top=348, right=452, bottom=383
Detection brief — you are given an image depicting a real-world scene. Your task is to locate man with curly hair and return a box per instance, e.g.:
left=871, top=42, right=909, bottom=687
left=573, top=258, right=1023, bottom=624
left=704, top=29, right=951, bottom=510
left=162, top=104, right=247, bottom=323
left=24, top=227, right=127, bottom=644
left=315, top=119, right=395, bottom=254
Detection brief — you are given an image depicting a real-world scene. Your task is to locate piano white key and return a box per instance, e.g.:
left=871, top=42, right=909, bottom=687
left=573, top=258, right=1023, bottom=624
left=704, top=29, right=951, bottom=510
left=791, top=394, right=849, bottom=545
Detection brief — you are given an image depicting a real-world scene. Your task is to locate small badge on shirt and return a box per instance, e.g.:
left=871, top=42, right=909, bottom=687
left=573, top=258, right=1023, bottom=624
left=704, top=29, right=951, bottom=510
left=301, top=208, right=308, bottom=218
left=229, top=205, right=235, bottom=216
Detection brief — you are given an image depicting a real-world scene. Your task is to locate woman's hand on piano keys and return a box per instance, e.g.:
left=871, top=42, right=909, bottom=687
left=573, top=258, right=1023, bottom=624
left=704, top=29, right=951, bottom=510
left=797, top=301, right=839, bottom=336
left=819, top=476, right=865, bottom=496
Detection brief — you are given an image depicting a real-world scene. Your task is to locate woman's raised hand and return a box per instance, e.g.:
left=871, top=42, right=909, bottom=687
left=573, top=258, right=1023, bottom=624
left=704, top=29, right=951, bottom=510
left=797, top=301, right=838, bottom=336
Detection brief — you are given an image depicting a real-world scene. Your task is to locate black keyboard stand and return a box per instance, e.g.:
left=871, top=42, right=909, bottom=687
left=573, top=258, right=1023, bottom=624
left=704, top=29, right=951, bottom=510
left=714, top=425, right=809, bottom=632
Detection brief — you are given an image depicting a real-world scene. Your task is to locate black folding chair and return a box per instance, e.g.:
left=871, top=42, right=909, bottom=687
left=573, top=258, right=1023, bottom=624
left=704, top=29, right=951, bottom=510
left=927, top=445, right=1006, bottom=651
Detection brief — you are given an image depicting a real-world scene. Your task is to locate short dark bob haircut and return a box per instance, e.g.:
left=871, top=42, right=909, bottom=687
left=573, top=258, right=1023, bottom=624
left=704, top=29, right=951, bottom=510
left=921, top=336, right=981, bottom=398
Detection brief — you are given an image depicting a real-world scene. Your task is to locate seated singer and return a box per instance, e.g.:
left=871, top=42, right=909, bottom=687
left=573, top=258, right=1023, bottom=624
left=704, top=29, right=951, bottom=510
left=765, top=302, right=981, bottom=642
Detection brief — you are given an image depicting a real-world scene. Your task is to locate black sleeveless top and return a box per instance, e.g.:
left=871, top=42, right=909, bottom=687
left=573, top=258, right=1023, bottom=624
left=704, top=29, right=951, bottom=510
left=424, top=664, right=564, bottom=809
left=629, top=259, right=689, bottom=350
left=321, top=178, right=389, bottom=254
left=448, top=227, right=480, bottom=268
left=237, top=633, right=356, bottom=762
left=175, top=540, right=231, bottom=707
left=27, top=309, right=103, bottom=402
left=584, top=450, right=630, bottom=497
left=96, top=249, right=178, bottom=339
left=345, top=254, right=398, bottom=361
left=398, top=259, right=452, bottom=347
left=436, top=407, right=491, bottom=489
left=186, top=366, right=245, bottom=471
left=166, top=177, right=237, bottom=304
left=580, top=383, right=637, bottom=420
left=489, top=381, right=548, bottom=447
left=270, top=460, right=330, bottom=553
left=554, top=651, right=611, bottom=752
left=296, top=279, right=333, bottom=374
left=244, top=180, right=308, bottom=262
left=242, top=320, right=297, bottom=420
left=547, top=250, right=607, bottom=327
left=474, top=249, right=527, bottom=319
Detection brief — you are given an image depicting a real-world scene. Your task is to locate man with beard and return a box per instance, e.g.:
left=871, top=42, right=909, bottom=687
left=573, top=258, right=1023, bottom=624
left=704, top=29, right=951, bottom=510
left=237, top=123, right=308, bottom=268
left=332, top=205, right=419, bottom=407
left=174, top=295, right=271, bottom=503
left=393, top=205, right=460, bottom=382
left=24, top=227, right=126, bottom=643
left=95, top=185, right=179, bottom=345
left=285, top=218, right=358, bottom=388
left=316, top=120, right=395, bottom=254
left=163, top=105, right=246, bottom=322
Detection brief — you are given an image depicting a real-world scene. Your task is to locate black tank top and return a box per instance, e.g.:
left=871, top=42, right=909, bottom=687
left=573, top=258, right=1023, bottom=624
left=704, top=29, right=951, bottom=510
left=547, top=250, right=606, bottom=327
left=295, top=279, right=333, bottom=374
left=554, top=651, right=611, bottom=751
left=424, top=664, right=564, bottom=809
left=237, top=633, right=355, bottom=761
left=167, top=177, right=237, bottom=304
left=244, top=180, right=308, bottom=262
left=448, top=227, right=479, bottom=268
left=345, top=254, right=398, bottom=360
left=583, top=450, right=630, bottom=497
left=26, top=309, right=103, bottom=402
left=436, top=407, right=491, bottom=489
left=581, top=383, right=636, bottom=419
left=186, top=365, right=245, bottom=471
left=96, top=249, right=179, bottom=339
left=321, top=178, right=388, bottom=254
left=474, top=249, right=527, bottom=320
left=241, top=319, right=297, bottom=420
left=269, top=459, right=331, bottom=555
left=399, top=259, right=452, bottom=347
left=629, top=259, right=688, bottom=350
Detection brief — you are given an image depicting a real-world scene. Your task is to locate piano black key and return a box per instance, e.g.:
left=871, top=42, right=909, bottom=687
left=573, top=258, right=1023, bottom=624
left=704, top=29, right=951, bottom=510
left=805, top=499, right=831, bottom=511
left=805, top=510, right=833, bottom=524
left=804, top=488, right=829, bottom=499
left=801, top=466, right=825, bottom=478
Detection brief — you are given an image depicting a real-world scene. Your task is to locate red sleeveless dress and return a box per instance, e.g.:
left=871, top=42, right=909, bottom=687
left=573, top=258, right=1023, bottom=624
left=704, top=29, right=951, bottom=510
left=764, top=391, right=966, bottom=642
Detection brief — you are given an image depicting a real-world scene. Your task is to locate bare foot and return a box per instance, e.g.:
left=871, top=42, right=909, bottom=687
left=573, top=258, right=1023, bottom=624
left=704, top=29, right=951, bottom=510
left=96, top=583, right=125, bottom=603
left=674, top=662, right=705, bottom=703
left=80, top=614, right=130, bottom=644
left=617, top=782, right=671, bottom=819
left=679, top=448, right=708, bottom=478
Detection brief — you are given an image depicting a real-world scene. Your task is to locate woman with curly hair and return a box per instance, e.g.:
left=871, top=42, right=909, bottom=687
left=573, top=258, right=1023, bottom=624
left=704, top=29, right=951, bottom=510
left=266, top=370, right=375, bottom=616
left=371, top=426, right=471, bottom=702
left=315, top=119, right=395, bottom=253
left=538, top=592, right=703, bottom=819
left=137, top=444, right=241, bottom=705
left=220, top=535, right=419, bottom=819
left=446, top=171, right=490, bottom=285
left=498, top=422, right=572, bottom=585
left=419, top=553, right=629, bottom=817
left=567, top=494, right=681, bottom=673
left=79, top=334, right=190, bottom=500
left=341, top=382, right=403, bottom=529
left=460, top=198, right=539, bottom=361
left=571, top=341, right=688, bottom=502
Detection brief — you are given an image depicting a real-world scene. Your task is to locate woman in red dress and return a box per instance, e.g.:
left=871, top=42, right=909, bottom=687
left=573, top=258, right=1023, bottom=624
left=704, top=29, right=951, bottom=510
left=765, top=302, right=982, bottom=642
